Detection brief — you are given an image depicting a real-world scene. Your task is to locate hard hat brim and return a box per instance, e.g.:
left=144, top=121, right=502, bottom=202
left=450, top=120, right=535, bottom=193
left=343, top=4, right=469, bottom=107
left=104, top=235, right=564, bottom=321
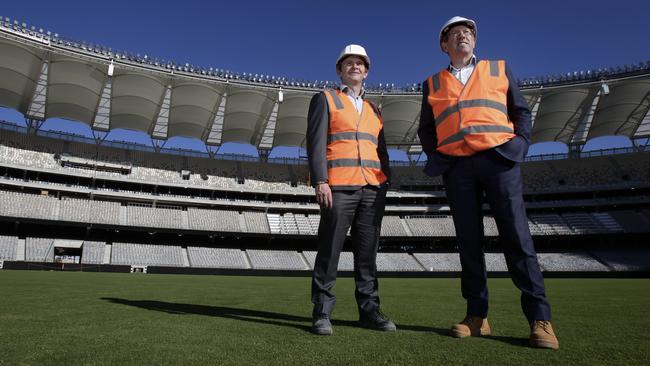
left=440, top=20, right=476, bottom=42
left=336, top=54, right=371, bottom=69
left=439, top=16, right=477, bottom=50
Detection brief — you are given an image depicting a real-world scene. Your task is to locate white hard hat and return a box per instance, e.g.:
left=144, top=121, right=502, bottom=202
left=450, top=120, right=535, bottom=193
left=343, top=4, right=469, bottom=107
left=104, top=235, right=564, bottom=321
left=439, top=16, right=477, bottom=44
left=336, top=44, right=371, bottom=69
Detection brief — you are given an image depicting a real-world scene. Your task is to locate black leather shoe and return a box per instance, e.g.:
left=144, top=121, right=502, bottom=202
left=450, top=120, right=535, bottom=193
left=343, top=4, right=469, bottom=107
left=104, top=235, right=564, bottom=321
left=359, top=310, right=397, bottom=332
left=311, top=316, right=333, bottom=335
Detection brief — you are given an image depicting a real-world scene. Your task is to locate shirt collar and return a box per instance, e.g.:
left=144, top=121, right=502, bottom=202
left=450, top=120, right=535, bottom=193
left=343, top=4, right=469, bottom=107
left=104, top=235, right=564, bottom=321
left=448, top=55, right=477, bottom=72
left=340, top=84, right=366, bottom=99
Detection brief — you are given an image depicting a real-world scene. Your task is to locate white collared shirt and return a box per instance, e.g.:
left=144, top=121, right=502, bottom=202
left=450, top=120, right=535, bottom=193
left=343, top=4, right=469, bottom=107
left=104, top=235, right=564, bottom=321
left=340, top=84, right=365, bottom=113
left=448, top=55, right=477, bottom=85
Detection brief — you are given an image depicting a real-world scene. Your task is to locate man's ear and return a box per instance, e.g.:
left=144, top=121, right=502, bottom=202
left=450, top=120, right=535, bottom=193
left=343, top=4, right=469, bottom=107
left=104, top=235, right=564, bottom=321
left=441, top=42, right=449, bottom=53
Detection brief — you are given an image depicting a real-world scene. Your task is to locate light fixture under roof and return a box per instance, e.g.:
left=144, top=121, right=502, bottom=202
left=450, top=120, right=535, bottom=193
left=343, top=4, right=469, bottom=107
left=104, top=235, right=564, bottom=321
left=601, top=82, right=610, bottom=96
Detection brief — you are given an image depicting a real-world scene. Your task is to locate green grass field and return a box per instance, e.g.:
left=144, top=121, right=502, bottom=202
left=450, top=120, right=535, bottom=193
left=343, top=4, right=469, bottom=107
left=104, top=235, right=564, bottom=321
left=1, top=270, right=649, bottom=365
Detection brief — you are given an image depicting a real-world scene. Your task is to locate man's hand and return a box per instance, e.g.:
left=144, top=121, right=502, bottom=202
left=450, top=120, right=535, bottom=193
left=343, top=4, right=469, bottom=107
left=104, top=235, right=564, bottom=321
left=315, top=183, right=332, bottom=209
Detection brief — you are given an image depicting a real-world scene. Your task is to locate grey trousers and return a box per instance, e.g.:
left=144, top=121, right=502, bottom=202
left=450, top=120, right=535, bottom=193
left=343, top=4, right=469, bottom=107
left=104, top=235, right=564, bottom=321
left=311, top=186, right=386, bottom=317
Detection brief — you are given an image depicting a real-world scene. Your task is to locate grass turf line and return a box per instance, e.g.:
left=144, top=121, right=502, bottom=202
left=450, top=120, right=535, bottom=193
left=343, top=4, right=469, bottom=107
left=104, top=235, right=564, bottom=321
left=0, top=271, right=649, bottom=365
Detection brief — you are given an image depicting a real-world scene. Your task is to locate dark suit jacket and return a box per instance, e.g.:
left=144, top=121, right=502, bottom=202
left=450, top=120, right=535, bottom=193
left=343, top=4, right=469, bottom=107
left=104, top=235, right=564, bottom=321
left=417, top=61, right=532, bottom=177
left=306, top=91, right=391, bottom=190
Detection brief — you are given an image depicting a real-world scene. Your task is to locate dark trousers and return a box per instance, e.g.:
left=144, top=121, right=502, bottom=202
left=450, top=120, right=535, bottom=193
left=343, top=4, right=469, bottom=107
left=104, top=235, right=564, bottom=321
left=443, top=149, right=551, bottom=323
left=311, top=186, right=386, bottom=317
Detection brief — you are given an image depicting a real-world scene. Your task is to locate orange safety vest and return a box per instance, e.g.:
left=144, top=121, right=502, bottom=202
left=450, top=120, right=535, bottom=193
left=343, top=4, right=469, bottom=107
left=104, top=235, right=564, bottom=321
left=322, top=89, right=387, bottom=187
left=427, top=60, right=516, bottom=156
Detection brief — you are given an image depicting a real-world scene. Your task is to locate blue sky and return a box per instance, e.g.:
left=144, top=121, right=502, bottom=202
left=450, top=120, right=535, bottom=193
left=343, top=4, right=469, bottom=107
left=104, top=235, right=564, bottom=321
left=1, top=0, right=649, bottom=157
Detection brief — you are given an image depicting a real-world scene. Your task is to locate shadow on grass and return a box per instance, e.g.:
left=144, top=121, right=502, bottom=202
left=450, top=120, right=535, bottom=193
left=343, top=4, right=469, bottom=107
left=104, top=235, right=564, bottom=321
left=100, top=297, right=526, bottom=346
left=484, top=335, right=528, bottom=347
left=102, top=297, right=313, bottom=332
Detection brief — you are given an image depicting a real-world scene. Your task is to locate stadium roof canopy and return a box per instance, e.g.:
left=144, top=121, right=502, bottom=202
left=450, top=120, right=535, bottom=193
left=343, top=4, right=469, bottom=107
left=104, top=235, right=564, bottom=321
left=1, top=22, right=650, bottom=157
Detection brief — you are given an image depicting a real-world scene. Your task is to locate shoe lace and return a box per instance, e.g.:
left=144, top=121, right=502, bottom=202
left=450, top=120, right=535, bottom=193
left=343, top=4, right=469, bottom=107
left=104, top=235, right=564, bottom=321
left=533, top=320, right=551, bottom=332
left=461, top=316, right=479, bottom=326
left=375, top=309, right=390, bottom=321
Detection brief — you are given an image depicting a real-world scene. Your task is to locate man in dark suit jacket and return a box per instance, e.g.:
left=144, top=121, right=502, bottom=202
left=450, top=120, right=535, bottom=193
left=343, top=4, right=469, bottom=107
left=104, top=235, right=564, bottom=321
left=307, top=44, right=395, bottom=336
left=418, top=16, right=559, bottom=349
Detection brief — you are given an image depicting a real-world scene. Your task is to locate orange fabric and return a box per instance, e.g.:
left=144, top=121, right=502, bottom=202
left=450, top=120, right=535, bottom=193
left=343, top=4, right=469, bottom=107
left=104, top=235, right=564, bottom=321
left=427, top=60, right=515, bottom=156
left=323, top=89, right=387, bottom=186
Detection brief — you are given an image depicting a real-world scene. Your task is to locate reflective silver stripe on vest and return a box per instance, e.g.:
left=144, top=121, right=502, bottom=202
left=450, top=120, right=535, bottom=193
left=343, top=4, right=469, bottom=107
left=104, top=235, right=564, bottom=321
left=489, top=60, right=499, bottom=77
left=439, top=124, right=514, bottom=146
left=328, top=159, right=382, bottom=169
left=327, top=132, right=378, bottom=145
left=326, top=90, right=344, bottom=110
left=435, top=99, right=508, bottom=127
left=431, top=73, right=441, bottom=93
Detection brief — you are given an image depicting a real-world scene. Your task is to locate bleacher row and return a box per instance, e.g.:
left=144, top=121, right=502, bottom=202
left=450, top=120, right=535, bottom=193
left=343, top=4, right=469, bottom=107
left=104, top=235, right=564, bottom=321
left=2, top=128, right=650, bottom=194
left=0, top=135, right=314, bottom=194
left=0, top=190, right=271, bottom=233
left=1, top=190, right=644, bottom=235
left=0, top=236, right=647, bottom=272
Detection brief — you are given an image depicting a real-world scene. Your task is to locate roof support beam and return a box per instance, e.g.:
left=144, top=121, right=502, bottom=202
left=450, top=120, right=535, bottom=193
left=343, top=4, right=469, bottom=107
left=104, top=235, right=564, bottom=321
left=407, top=145, right=423, bottom=166
left=407, top=154, right=421, bottom=166
left=258, top=148, right=271, bottom=162
left=631, top=136, right=649, bottom=152
left=633, top=98, right=650, bottom=139
left=206, top=145, right=221, bottom=158
left=151, top=85, right=172, bottom=140
left=206, top=92, right=227, bottom=146
left=400, top=97, right=424, bottom=147
left=92, top=77, right=112, bottom=132
left=152, top=138, right=166, bottom=153
left=91, top=130, right=108, bottom=144
left=567, top=141, right=584, bottom=158
left=25, top=59, right=49, bottom=121
left=25, top=118, right=45, bottom=134
left=617, top=90, right=650, bottom=136
left=570, top=89, right=602, bottom=145
left=257, top=98, right=280, bottom=149
left=566, top=89, right=598, bottom=143
left=529, top=93, right=541, bottom=128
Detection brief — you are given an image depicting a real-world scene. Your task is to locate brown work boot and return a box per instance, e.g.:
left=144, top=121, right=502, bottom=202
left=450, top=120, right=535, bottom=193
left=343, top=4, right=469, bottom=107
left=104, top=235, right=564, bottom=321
left=529, top=320, right=559, bottom=349
left=450, top=316, right=490, bottom=338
